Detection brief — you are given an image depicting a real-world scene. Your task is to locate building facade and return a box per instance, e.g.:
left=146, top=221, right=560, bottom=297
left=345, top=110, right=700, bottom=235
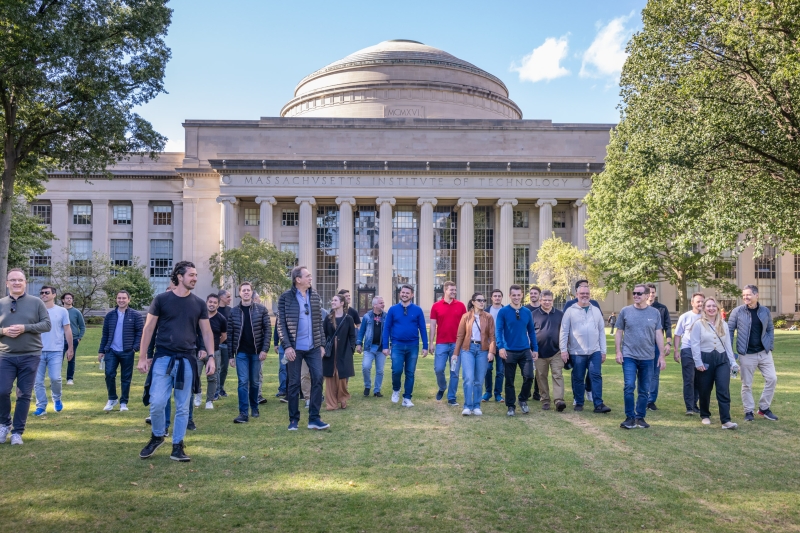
left=32, top=40, right=800, bottom=315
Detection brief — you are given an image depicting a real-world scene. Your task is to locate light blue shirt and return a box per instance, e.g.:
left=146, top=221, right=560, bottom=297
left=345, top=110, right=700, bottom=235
left=41, top=305, right=70, bottom=352
left=110, top=309, right=125, bottom=352
left=295, top=289, right=312, bottom=350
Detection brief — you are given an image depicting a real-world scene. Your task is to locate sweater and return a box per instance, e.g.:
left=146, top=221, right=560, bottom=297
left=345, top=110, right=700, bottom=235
left=560, top=303, right=607, bottom=356
left=495, top=305, right=538, bottom=352
left=690, top=320, right=736, bottom=369
left=381, top=303, right=428, bottom=350
left=0, top=294, right=52, bottom=356
left=532, top=307, right=563, bottom=358
left=66, top=307, right=86, bottom=340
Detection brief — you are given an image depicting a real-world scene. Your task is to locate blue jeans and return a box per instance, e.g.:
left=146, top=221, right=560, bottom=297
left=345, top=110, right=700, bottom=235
left=484, top=358, right=505, bottom=396
left=460, top=344, right=489, bottom=410
left=34, top=351, right=63, bottom=410
left=433, top=343, right=460, bottom=400
left=391, top=344, right=419, bottom=399
left=287, top=347, right=323, bottom=423
left=149, top=357, right=193, bottom=444
left=623, top=357, right=654, bottom=419
left=104, top=349, right=135, bottom=404
left=277, top=347, right=287, bottom=394
left=236, top=352, right=261, bottom=416
left=570, top=351, right=604, bottom=407
left=362, top=344, right=385, bottom=393
left=649, top=344, right=661, bottom=404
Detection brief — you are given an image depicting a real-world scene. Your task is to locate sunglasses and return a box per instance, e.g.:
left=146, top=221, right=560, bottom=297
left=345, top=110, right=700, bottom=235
left=39, top=291, right=51, bottom=295
left=403, top=306, right=408, bottom=316
left=515, top=309, right=520, bottom=320
left=632, top=291, right=645, bottom=296
left=304, top=303, right=309, bottom=316
left=474, top=298, right=486, bottom=303
left=10, top=299, right=17, bottom=313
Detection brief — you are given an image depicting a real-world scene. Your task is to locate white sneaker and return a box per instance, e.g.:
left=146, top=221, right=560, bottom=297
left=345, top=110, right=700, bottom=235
left=304, top=399, right=310, bottom=409
left=119, top=403, right=129, bottom=412
left=586, top=391, right=593, bottom=402
left=401, top=398, right=414, bottom=408
left=10, top=433, right=23, bottom=445
left=473, top=408, right=483, bottom=416
left=391, top=391, right=400, bottom=403
left=193, top=393, right=202, bottom=407
left=0, top=424, right=10, bottom=444
left=205, top=401, right=214, bottom=410
left=66, top=379, right=74, bottom=385
left=461, top=408, right=472, bottom=416
left=103, top=400, right=118, bottom=411
left=573, top=399, right=577, bottom=406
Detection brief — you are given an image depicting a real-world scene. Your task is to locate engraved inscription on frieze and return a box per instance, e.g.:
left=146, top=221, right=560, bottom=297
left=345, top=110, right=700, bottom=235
left=384, top=105, right=425, bottom=118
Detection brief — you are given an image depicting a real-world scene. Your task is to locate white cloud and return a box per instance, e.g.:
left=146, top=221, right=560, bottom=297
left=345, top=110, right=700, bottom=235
left=164, top=137, right=185, bottom=153
left=511, top=36, right=570, bottom=83
left=580, top=14, right=635, bottom=79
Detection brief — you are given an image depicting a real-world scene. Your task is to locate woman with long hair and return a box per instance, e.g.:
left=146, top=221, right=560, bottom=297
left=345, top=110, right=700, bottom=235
left=322, top=294, right=356, bottom=410
left=454, top=293, right=496, bottom=416
left=690, top=297, right=740, bottom=429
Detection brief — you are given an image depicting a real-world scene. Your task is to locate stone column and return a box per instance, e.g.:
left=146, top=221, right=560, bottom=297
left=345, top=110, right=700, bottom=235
left=50, top=200, right=69, bottom=264
left=573, top=199, right=587, bottom=250
left=91, top=199, right=109, bottom=255
left=496, top=198, right=518, bottom=303
left=172, top=200, right=183, bottom=262
left=417, top=197, right=438, bottom=312
left=536, top=199, right=558, bottom=247
left=376, top=197, right=396, bottom=303
left=132, top=200, right=149, bottom=266
left=295, top=197, right=317, bottom=270
left=255, top=196, right=277, bottom=242
left=336, top=197, right=356, bottom=296
left=216, top=196, right=239, bottom=251
left=457, top=198, right=478, bottom=301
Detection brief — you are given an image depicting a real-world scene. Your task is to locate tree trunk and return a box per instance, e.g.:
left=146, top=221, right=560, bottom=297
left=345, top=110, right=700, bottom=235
left=676, top=273, right=689, bottom=313
left=1, top=136, right=18, bottom=286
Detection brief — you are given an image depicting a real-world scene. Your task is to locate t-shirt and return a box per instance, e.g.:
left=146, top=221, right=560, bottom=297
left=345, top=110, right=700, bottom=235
left=616, top=305, right=662, bottom=360
left=489, top=306, right=502, bottom=322
left=239, top=304, right=256, bottom=354
left=148, top=291, right=208, bottom=355
left=746, top=305, right=765, bottom=354
left=430, top=299, right=467, bottom=344
left=347, top=307, right=361, bottom=326
left=674, top=311, right=702, bottom=351
left=41, top=305, right=70, bottom=352
left=218, top=305, right=232, bottom=321
left=208, top=312, right=227, bottom=351
left=371, top=312, right=383, bottom=347
left=524, top=304, right=540, bottom=314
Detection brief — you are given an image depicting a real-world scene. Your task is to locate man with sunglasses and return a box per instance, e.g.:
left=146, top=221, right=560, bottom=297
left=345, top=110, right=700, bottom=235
left=382, top=284, right=428, bottom=407
left=495, top=285, right=538, bottom=416
left=33, top=286, right=73, bottom=416
left=0, top=269, right=51, bottom=445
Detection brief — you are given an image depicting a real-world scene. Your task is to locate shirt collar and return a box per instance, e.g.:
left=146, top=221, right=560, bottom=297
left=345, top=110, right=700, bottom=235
left=10, top=293, right=26, bottom=302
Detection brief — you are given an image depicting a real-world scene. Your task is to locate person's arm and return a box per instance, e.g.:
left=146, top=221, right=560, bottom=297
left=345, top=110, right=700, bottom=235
left=137, top=314, right=158, bottom=373
left=25, top=302, right=51, bottom=334
left=98, top=311, right=110, bottom=360
left=356, top=317, right=367, bottom=346
left=429, top=318, right=438, bottom=348
left=132, top=311, right=144, bottom=353
left=199, top=319, right=216, bottom=374
left=347, top=316, right=356, bottom=350
left=381, top=308, right=393, bottom=353
left=690, top=322, right=705, bottom=370
left=63, top=322, right=74, bottom=360
left=662, top=307, right=673, bottom=357
left=259, top=308, right=271, bottom=358
left=487, top=316, right=496, bottom=361
left=723, top=329, right=737, bottom=368
left=495, top=310, right=507, bottom=359
left=764, top=311, right=775, bottom=352
left=596, top=310, right=607, bottom=361
left=314, top=296, right=326, bottom=357
left=655, top=327, right=666, bottom=370
left=419, top=309, right=428, bottom=353
left=454, top=315, right=467, bottom=354
left=559, top=310, right=570, bottom=362
left=527, top=314, right=538, bottom=357
left=77, top=311, right=86, bottom=339
left=727, top=307, right=738, bottom=352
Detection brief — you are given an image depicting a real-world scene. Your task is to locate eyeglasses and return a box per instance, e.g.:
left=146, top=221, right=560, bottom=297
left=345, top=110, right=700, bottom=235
left=632, top=291, right=645, bottom=296
left=515, top=309, right=520, bottom=320
left=304, top=303, right=309, bottom=316
left=474, top=298, right=486, bottom=303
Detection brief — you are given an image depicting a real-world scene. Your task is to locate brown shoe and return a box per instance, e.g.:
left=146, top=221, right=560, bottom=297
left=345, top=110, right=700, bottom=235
left=542, top=403, right=550, bottom=411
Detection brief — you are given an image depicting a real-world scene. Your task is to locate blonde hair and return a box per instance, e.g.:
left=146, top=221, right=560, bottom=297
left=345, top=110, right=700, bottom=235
left=699, top=297, right=727, bottom=337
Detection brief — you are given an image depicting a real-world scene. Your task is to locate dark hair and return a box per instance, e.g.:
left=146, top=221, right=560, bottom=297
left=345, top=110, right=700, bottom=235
left=574, top=279, right=589, bottom=291
left=467, top=292, right=484, bottom=312
left=116, top=290, right=130, bottom=299
left=40, top=285, right=56, bottom=295
left=206, top=293, right=219, bottom=302
left=218, top=289, right=229, bottom=298
left=400, top=284, right=414, bottom=293
left=634, top=284, right=650, bottom=294
left=491, top=289, right=503, bottom=297
left=691, top=292, right=706, bottom=300
left=60, top=292, right=74, bottom=302
left=541, top=289, right=554, bottom=298
left=529, top=285, right=541, bottom=293
left=645, top=282, right=657, bottom=290
left=239, top=281, right=252, bottom=291
left=509, top=284, right=523, bottom=294
left=337, top=288, right=350, bottom=295
left=290, top=265, right=307, bottom=287
left=170, top=261, right=195, bottom=286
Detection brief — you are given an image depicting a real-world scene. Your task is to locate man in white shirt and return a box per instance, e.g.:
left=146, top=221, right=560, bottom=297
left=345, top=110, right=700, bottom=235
left=674, top=292, right=704, bottom=415
left=34, top=286, right=73, bottom=416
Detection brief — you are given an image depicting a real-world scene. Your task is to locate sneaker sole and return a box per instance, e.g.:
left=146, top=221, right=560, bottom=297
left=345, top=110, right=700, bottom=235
left=721, top=425, right=738, bottom=430
left=139, top=441, right=164, bottom=459
left=169, top=455, right=191, bottom=462
left=758, top=413, right=778, bottom=421
left=308, top=425, right=330, bottom=430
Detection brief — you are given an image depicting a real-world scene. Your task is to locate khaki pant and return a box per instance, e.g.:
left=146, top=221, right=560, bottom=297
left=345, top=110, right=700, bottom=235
left=739, top=350, right=777, bottom=413
left=534, top=355, right=565, bottom=404
left=324, top=366, right=351, bottom=410
left=301, top=360, right=311, bottom=400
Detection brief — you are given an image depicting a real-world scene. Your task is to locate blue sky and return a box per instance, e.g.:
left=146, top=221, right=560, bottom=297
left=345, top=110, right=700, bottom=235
left=137, top=0, right=647, bottom=152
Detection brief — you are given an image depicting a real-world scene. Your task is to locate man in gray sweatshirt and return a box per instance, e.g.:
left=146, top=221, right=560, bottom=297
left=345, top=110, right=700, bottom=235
left=0, top=269, right=52, bottom=445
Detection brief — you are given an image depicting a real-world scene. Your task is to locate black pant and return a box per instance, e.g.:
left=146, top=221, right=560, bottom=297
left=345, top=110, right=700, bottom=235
left=219, top=345, right=229, bottom=392
left=63, top=338, right=80, bottom=380
left=503, top=350, right=534, bottom=408
left=694, top=350, right=731, bottom=423
left=680, top=348, right=699, bottom=411
left=0, top=355, right=41, bottom=435
left=287, top=347, right=323, bottom=423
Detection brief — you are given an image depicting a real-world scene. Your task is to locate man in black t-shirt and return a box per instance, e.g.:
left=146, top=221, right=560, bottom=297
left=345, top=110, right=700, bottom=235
left=216, top=290, right=232, bottom=397
left=137, top=262, right=214, bottom=462
left=199, top=294, right=227, bottom=409
left=338, top=289, right=362, bottom=326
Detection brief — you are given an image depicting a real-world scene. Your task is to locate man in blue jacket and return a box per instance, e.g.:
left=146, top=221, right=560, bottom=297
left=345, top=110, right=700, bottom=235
left=98, top=290, right=144, bottom=412
left=382, top=285, right=428, bottom=407
left=496, top=284, right=538, bottom=417
left=356, top=295, right=386, bottom=398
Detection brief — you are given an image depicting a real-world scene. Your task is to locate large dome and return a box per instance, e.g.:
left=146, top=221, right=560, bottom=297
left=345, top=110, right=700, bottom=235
left=280, top=40, right=522, bottom=120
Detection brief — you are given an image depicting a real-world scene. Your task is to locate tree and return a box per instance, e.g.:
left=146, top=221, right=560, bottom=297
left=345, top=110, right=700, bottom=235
left=50, top=250, right=112, bottom=313
left=9, top=194, right=54, bottom=270
left=529, top=236, right=603, bottom=303
left=208, top=234, right=295, bottom=298
left=0, top=1, right=172, bottom=283
left=103, top=261, right=154, bottom=310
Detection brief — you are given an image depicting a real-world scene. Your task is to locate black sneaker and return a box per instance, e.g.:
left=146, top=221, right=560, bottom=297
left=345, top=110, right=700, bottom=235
left=257, top=396, right=268, bottom=405
left=556, top=401, right=566, bottom=412
left=635, top=418, right=650, bottom=429
left=620, top=417, right=636, bottom=430
left=685, top=409, right=695, bottom=416
left=139, top=434, right=165, bottom=459
left=593, top=403, right=611, bottom=414
left=187, top=420, right=197, bottom=431
left=145, top=417, right=151, bottom=425
left=532, top=392, right=541, bottom=401
left=506, top=406, right=516, bottom=417
left=363, top=388, right=370, bottom=397
left=758, top=409, right=778, bottom=421
left=279, top=396, right=289, bottom=403
left=647, top=402, right=658, bottom=411
left=447, top=399, right=459, bottom=407
left=234, top=413, right=249, bottom=424
left=436, top=390, right=444, bottom=401
left=170, top=441, right=191, bottom=462
left=275, top=392, right=286, bottom=399
left=519, top=401, right=530, bottom=414
left=219, top=390, right=228, bottom=398
left=374, top=392, right=383, bottom=398
left=251, top=410, right=260, bottom=418
left=574, top=404, right=584, bottom=412
left=744, top=411, right=755, bottom=422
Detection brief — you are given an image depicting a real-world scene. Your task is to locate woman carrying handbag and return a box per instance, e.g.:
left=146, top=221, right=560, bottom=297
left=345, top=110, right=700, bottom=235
left=323, top=294, right=357, bottom=410
left=454, top=292, right=496, bottom=416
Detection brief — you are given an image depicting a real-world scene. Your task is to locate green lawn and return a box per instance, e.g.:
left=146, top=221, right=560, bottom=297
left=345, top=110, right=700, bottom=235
left=2, top=328, right=799, bottom=532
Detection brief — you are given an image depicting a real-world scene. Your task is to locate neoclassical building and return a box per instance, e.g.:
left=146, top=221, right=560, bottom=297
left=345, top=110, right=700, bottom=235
left=34, top=40, right=799, bottom=315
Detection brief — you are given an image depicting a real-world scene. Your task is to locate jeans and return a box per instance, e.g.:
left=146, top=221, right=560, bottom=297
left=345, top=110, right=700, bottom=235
left=34, top=351, right=63, bottom=410
left=149, top=356, right=193, bottom=444
left=201, top=350, right=221, bottom=402
left=503, top=349, right=534, bottom=408
left=460, top=344, right=489, bottom=410
left=63, top=338, right=80, bottom=381
left=104, top=349, right=134, bottom=404
left=287, top=347, right=323, bottom=423
left=391, top=344, right=420, bottom=400
left=695, top=350, right=732, bottom=423
left=484, top=357, right=505, bottom=396
left=680, top=348, right=700, bottom=411
left=623, top=357, right=653, bottom=419
left=434, top=343, right=460, bottom=401
left=235, top=352, right=261, bottom=416
left=739, top=350, right=778, bottom=413
left=0, top=355, right=40, bottom=435
left=362, top=344, right=385, bottom=393
left=570, top=352, right=604, bottom=407
left=649, top=344, right=661, bottom=404
left=219, top=344, right=229, bottom=392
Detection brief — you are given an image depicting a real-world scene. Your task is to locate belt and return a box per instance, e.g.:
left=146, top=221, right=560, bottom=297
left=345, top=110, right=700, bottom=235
left=470, top=340, right=482, bottom=345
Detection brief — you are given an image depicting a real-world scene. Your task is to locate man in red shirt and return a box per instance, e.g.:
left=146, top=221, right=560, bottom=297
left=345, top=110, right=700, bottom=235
left=429, top=281, right=467, bottom=406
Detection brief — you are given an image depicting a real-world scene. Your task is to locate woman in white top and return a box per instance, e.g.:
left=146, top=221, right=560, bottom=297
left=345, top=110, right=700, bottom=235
left=454, top=293, right=497, bottom=416
left=690, top=298, right=740, bottom=429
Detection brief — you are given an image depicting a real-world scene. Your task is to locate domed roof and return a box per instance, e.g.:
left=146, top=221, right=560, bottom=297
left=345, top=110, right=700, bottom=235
left=281, top=40, right=521, bottom=120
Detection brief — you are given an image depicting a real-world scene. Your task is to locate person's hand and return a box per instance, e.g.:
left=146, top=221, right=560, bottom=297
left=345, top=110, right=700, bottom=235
left=66, top=348, right=74, bottom=361
left=532, top=351, right=539, bottom=361
left=206, top=357, right=216, bottom=375
left=356, top=345, right=362, bottom=354
left=499, top=348, right=507, bottom=360
left=98, top=353, right=105, bottom=363
left=285, top=347, right=296, bottom=362
left=137, top=358, right=150, bottom=374
left=229, top=358, right=236, bottom=368
left=561, top=351, right=569, bottom=364
left=259, top=351, right=267, bottom=361
left=320, top=347, right=326, bottom=358
left=664, top=345, right=672, bottom=357
left=198, top=350, right=208, bottom=361
left=696, top=364, right=706, bottom=372
left=615, top=352, right=623, bottom=365
left=673, top=353, right=681, bottom=363
left=422, top=349, right=428, bottom=357
left=382, top=349, right=389, bottom=357
left=600, top=352, right=607, bottom=364
left=4, top=325, right=24, bottom=338
left=658, top=356, right=666, bottom=371
left=488, top=352, right=494, bottom=362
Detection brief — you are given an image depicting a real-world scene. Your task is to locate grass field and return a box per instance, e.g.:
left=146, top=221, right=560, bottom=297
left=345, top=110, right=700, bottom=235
left=1, top=328, right=799, bottom=532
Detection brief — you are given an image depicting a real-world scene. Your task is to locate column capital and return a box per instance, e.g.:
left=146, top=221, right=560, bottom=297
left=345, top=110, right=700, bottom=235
left=335, top=197, right=357, bottom=209
left=536, top=198, right=558, bottom=208
left=573, top=199, right=586, bottom=208
left=496, top=198, right=519, bottom=208
left=376, top=197, right=396, bottom=207
left=216, top=196, right=238, bottom=205
left=416, top=197, right=438, bottom=208
left=456, top=198, right=478, bottom=210
left=255, top=196, right=277, bottom=206
left=295, top=196, right=316, bottom=206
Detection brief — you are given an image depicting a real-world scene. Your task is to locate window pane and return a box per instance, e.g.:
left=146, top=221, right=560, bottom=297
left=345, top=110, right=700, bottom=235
left=754, top=246, right=777, bottom=311
left=152, top=205, right=172, bottom=226
left=552, top=210, right=566, bottom=229
left=474, top=206, right=494, bottom=297
left=282, top=210, right=299, bottom=227
left=244, top=208, right=260, bottom=226
left=433, top=206, right=457, bottom=301
left=69, top=239, right=92, bottom=262
left=110, top=239, right=133, bottom=267
left=316, top=207, right=339, bottom=306
left=31, top=204, right=51, bottom=225
left=72, top=205, right=92, bottom=225
left=513, top=244, right=530, bottom=290
left=149, top=239, right=173, bottom=293
left=392, top=206, right=418, bottom=303
left=513, top=209, right=529, bottom=228
left=113, top=205, right=132, bottom=225
left=354, top=206, right=379, bottom=308
left=280, top=243, right=299, bottom=267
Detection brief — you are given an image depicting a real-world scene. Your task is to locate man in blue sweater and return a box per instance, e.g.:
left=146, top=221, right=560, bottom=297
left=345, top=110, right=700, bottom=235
left=382, top=285, right=428, bottom=407
left=495, top=285, right=538, bottom=416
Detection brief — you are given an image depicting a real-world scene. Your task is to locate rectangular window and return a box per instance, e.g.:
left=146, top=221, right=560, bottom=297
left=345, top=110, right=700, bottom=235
left=110, top=239, right=133, bottom=267
left=149, top=239, right=173, bottom=293
left=354, top=207, right=379, bottom=307
left=152, top=205, right=172, bottom=226
left=393, top=206, right=419, bottom=303
left=513, top=209, right=529, bottom=228
left=754, top=246, right=777, bottom=311
left=282, top=209, right=299, bottom=227
left=715, top=250, right=737, bottom=279
left=552, top=210, right=566, bottom=229
left=72, top=204, right=92, bottom=225
left=112, top=205, right=132, bottom=225
left=280, top=243, right=299, bottom=267
left=433, top=206, right=457, bottom=301
left=28, top=252, right=51, bottom=278
left=31, top=204, right=51, bottom=225
left=244, top=208, right=260, bottom=226
left=316, top=207, right=340, bottom=307
left=474, top=206, right=494, bottom=297
left=513, top=244, right=530, bottom=290
left=69, top=239, right=92, bottom=263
